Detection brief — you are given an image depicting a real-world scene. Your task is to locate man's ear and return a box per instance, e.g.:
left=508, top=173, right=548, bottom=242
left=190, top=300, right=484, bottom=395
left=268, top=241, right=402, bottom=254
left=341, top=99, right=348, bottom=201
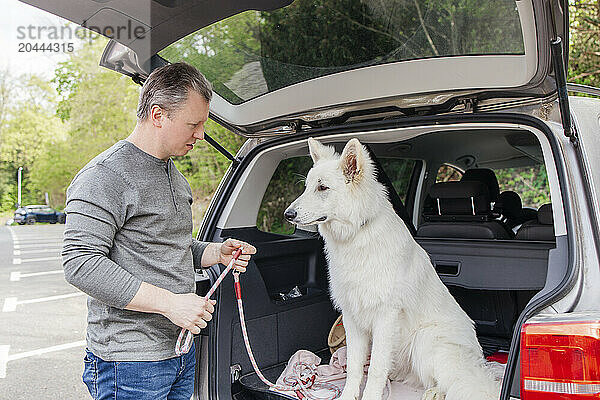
left=340, top=138, right=365, bottom=184
left=308, top=137, right=335, bottom=163
left=150, top=105, right=165, bottom=128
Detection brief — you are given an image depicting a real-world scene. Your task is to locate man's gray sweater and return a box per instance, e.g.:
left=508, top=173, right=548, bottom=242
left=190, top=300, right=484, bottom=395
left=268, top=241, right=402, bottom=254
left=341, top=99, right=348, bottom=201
left=62, top=140, right=209, bottom=361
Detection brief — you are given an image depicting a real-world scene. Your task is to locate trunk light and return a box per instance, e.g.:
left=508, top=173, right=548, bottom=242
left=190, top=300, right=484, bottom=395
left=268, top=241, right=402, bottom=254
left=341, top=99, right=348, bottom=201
left=520, top=319, right=600, bottom=400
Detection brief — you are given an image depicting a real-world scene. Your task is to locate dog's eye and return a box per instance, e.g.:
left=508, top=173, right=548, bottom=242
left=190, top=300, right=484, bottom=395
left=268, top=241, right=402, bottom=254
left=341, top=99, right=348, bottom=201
left=318, top=184, right=329, bottom=191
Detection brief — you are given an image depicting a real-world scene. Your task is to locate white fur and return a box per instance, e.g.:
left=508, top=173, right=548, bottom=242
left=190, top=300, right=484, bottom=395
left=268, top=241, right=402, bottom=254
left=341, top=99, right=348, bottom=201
left=285, top=138, right=501, bottom=400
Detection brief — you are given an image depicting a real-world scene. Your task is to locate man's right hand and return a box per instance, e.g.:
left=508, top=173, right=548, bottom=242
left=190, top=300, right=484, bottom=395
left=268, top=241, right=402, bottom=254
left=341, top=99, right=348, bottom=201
left=125, top=282, right=216, bottom=334
left=163, top=293, right=216, bottom=334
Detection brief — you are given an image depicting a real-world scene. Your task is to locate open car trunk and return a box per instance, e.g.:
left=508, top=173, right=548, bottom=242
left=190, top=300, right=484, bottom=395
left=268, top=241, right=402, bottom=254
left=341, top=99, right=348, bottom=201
left=197, top=114, right=569, bottom=400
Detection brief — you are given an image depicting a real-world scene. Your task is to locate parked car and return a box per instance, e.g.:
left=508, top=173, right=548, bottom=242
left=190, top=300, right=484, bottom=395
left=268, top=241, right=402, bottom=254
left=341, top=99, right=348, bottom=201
left=14, top=205, right=66, bottom=225
left=24, top=1, right=600, bottom=400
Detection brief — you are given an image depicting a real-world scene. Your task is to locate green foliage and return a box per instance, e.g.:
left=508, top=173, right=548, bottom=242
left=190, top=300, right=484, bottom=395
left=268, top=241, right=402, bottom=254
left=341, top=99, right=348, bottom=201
left=257, top=157, right=313, bottom=235
left=569, top=1, right=600, bottom=87
left=0, top=69, right=65, bottom=209
left=259, top=0, right=522, bottom=90
left=31, top=37, right=139, bottom=208
left=436, top=165, right=462, bottom=183
left=159, top=11, right=262, bottom=103
left=378, top=158, right=417, bottom=203
left=161, top=0, right=523, bottom=102
left=494, top=165, right=550, bottom=209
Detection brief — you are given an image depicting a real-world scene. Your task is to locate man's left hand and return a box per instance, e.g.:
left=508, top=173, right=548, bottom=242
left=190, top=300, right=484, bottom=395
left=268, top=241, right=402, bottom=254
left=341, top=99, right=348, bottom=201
left=218, top=238, right=257, bottom=273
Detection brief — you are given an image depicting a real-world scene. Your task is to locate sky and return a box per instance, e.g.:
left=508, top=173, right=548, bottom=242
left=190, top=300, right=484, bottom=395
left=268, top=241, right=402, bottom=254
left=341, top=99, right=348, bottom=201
left=0, top=1, right=74, bottom=78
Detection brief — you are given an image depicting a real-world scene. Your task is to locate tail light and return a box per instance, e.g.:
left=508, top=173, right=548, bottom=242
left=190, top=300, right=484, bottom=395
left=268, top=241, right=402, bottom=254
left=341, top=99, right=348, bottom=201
left=520, top=313, right=600, bottom=400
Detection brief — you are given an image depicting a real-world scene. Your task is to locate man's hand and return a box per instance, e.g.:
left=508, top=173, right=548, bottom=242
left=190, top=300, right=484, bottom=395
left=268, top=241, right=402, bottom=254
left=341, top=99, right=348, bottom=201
left=218, top=238, right=257, bottom=273
left=162, top=293, right=216, bottom=334
left=201, top=239, right=257, bottom=272
left=125, top=282, right=216, bottom=334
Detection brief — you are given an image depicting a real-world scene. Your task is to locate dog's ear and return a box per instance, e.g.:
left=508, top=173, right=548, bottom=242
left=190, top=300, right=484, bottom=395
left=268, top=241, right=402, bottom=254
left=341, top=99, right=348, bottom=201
left=340, top=138, right=365, bottom=184
left=308, top=137, right=335, bottom=163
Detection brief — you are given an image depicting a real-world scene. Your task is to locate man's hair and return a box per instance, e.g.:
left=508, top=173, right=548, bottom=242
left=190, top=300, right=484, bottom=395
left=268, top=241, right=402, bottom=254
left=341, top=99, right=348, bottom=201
left=136, top=62, right=212, bottom=121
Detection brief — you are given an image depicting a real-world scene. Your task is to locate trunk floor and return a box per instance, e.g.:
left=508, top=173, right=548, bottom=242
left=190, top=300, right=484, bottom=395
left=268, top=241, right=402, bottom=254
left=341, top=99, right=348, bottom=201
left=238, top=350, right=424, bottom=400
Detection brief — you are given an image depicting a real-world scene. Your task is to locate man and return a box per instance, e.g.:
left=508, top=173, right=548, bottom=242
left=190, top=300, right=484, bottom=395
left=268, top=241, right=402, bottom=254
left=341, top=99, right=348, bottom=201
left=62, top=62, right=256, bottom=399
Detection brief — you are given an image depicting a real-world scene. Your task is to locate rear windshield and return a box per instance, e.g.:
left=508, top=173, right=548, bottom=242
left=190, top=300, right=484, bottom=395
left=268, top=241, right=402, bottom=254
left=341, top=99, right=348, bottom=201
left=160, top=0, right=524, bottom=105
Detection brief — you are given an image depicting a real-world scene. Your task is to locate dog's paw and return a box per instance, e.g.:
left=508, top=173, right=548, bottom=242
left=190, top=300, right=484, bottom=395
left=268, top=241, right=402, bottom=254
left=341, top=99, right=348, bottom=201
left=337, top=392, right=358, bottom=400
left=360, top=389, right=385, bottom=400
left=421, top=387, right=445, bottom=400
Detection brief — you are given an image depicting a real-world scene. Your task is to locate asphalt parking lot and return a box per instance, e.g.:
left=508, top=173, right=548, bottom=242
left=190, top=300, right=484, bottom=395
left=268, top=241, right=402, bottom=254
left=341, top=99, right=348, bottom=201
left=0, top=224, right=89, bottom=399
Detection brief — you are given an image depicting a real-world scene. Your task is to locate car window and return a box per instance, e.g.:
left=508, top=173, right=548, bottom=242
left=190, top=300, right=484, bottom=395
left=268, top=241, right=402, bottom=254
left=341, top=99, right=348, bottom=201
left=436, top=164, right=463, bottom=182
left=257, top=156, right=313, bottom=235
left=160, top=0, right=524, bottom=105
left=378, top=158, right=418, bottom=204
left=493, top=164, right=550, bottom=209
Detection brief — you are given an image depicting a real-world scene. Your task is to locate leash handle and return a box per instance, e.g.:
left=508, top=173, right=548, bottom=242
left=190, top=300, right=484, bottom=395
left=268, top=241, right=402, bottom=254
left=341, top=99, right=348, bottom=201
left=175, top=246, right=244, bottom=356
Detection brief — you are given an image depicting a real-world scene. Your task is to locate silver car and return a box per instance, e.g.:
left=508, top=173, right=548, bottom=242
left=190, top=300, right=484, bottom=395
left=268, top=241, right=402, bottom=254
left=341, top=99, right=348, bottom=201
left=24, top=1, right=600, bottom=400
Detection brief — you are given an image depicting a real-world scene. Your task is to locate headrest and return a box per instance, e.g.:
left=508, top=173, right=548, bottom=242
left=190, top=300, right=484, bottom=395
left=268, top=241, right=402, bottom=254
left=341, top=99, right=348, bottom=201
left=537, top=204, right=553, bottom=225
left=461, top=168, right=500, bottom=201
left=428, top=181, right=491, bottom=216
left=494, top=191, right=522, bottom=219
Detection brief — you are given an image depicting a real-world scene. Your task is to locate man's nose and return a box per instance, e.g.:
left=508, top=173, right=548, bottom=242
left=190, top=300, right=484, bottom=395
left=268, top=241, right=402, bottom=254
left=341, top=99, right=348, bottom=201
left=194, top=128, right=204, bottom=140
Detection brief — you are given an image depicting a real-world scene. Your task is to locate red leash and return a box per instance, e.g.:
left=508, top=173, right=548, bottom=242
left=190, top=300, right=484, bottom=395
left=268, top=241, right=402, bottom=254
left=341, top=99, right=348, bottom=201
left=174, top=247, right=243, bottom=356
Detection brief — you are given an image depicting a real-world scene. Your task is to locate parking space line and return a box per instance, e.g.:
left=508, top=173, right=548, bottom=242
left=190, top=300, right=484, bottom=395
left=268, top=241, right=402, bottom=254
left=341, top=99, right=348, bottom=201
left=9, top=234, right=63, bottom=238
left=0, top=345, right=8, bottom=378
left=12, top=241, right=63, bottom=246
left=7, top=340, right=86, bottom=362
left=2, top=292, right=85, bottom=312
left=0, top=341, right=85, bottom=379
left=10, top=270, right=63, bottom=281
left=2, top=298, right=17, bottom=312
left=18, top=292, right=85, bottom=305
left=13, top=244, right=62, bottom=250
left=16, top=256, right=61, bottom=263
left=15, top=248, right=61, bottom=255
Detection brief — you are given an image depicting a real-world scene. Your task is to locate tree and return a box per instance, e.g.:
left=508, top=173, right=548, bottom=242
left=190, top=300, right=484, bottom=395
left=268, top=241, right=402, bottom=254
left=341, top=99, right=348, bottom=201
left=0, top=73, right=65, bottom=210
left=569, top=1, right=600, bottom=87
left=26, top=36, right=141, bottom=207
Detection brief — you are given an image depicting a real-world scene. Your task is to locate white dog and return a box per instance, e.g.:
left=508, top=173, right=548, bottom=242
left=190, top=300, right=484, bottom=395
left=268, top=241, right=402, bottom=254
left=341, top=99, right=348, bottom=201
left=284, top=138, right=501, bottom=400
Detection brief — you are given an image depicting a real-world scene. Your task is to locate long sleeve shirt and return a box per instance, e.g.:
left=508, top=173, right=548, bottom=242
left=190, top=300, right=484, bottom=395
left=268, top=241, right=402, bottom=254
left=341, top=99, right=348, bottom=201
left=62, top=139, right=209, bottom=361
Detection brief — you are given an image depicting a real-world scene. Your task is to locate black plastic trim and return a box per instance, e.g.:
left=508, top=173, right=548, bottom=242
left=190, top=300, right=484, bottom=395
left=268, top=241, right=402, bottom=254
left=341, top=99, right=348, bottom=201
left=204, top=132, right=239, bottom=166
left=405, top=160, right=424, bottom=221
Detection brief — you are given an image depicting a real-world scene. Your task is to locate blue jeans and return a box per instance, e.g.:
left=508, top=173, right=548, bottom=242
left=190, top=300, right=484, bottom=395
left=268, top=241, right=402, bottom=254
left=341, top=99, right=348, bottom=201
left=82, top=344, right=196, bottom=400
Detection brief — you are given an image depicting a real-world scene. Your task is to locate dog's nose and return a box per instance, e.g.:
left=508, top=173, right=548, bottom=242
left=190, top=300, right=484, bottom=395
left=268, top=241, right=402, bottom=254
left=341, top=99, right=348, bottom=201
left=284, top=209, right=297, bottom=221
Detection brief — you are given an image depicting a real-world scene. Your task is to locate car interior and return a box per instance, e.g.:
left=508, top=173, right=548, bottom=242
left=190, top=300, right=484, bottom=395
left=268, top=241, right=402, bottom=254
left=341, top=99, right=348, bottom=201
left=198, top=126, right=562, bottom=400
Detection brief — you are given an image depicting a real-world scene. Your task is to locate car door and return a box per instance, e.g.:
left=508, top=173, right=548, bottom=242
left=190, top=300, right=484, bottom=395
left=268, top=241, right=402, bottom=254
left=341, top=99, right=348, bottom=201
left=21, top=0, right=569, bottom=137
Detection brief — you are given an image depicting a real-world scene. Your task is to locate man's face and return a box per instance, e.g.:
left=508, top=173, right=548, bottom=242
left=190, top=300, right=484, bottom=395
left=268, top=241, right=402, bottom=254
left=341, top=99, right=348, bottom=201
left=160, top=90, right=210, bottom=158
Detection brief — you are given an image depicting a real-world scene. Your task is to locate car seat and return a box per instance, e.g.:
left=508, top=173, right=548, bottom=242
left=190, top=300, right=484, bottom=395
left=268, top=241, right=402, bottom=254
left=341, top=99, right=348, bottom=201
left=493, top=191, right=538, bottom=231
left=416, top=181, right=512, bottom=239
left=515, top=204, right=555, bottom=241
